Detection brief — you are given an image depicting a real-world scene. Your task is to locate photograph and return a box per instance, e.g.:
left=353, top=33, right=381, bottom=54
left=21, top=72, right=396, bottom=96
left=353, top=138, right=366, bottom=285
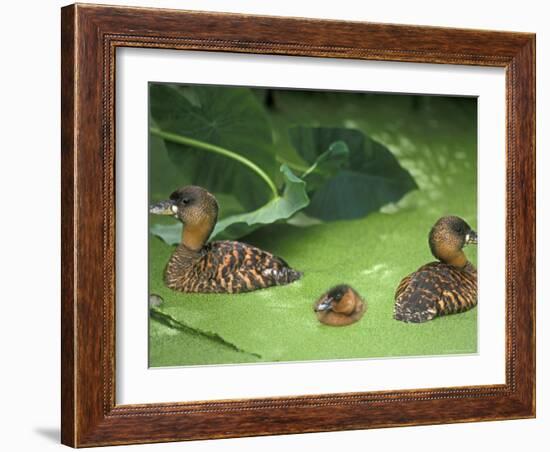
left=147, top=83, right=478, bottom=367
left=53, top=1, right=537, bottom=447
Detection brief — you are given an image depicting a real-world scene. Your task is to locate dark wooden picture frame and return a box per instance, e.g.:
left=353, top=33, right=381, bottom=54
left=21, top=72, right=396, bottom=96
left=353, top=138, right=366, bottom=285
left=61, top=3, right=535, bottom=447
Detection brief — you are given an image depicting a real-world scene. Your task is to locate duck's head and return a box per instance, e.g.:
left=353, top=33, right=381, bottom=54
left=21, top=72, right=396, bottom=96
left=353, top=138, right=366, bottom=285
left=314, top=284, right=365, bottom=326
left=150, top=185, right=219, bottom=251
left=429, top=216, right=477, bottom=267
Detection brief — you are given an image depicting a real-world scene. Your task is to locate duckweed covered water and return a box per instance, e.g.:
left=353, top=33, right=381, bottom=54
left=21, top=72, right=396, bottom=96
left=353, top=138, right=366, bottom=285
left=149, top=92, right=477, bottom=367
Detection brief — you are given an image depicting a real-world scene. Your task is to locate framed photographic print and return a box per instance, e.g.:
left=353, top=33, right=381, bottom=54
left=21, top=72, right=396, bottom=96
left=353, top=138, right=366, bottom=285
left=61, top=3, right=535, bottom=447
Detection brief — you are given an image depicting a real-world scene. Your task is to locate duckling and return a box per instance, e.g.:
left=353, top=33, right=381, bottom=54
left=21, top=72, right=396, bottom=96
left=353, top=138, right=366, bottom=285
left=150, top=185, right=302, bottom=293
left=314, top=285, right=366, bottom=326
left=393, top=216, right=477, bottom=323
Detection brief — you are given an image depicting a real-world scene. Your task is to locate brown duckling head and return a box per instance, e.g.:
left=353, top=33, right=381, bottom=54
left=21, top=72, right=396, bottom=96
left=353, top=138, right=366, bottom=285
left=429, top=216, right=477, bottom=268
left=150, top=185, right=219, bottom=251
left=314, top=284, right=366, bottom=326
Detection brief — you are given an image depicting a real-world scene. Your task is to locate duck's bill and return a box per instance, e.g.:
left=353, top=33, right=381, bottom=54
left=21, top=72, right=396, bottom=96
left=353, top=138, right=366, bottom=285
left=149, top=200, right=177, bottom=216
left=315, top=298, right=333, bottom=312
left=465, top=230, right=478, bottom=245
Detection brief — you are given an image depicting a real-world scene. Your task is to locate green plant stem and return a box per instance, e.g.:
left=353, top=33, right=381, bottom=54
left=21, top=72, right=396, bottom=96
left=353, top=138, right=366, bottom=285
left=278, top=156, right=322, bottom=179
left=301, top=162, right=319, bottom=179
left=150, top=127, right=279, bottom=198
left=275, top=156, right=309, bottom=173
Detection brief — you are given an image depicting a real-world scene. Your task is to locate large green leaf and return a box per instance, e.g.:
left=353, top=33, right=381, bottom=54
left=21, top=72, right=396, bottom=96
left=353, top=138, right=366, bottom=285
left=289, top=126, right=418, bottom=221
left=150, top=165, right=309, bottom=243
left=149, top=83, right=278, bottom=209
left=212, top=165, right=309, bottom=239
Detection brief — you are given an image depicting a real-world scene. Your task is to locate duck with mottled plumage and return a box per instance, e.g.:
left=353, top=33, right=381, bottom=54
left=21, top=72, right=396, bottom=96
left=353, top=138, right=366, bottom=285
left=150, top=186, right=302, bottom=293
left=393, top=216, right=478, bottom=323
left=314, top=285, right=366, bottom=326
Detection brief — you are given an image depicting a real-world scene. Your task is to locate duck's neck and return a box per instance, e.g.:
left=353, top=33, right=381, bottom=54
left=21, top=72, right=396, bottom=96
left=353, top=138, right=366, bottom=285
left=431, top=239, right=470, bottom=269
left=181, top=221, right=214, bottom=252
left=442, top=251, right=468, bottom=268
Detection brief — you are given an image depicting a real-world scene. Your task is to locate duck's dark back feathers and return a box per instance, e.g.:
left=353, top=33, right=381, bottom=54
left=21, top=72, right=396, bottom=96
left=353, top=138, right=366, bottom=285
left=394, top=262, right=477, bottom=323
left=165, top=240, right=302, bottom=293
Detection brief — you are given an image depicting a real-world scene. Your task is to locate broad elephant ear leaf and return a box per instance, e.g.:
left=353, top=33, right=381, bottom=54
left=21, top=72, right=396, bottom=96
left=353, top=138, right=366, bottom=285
left=212, top=165, right=309, bottom=239
left=150, top=165, right=309, bottom=244
left=289, top=126, right=418, bottom=221
left=149, top=83, right=278, bottom=210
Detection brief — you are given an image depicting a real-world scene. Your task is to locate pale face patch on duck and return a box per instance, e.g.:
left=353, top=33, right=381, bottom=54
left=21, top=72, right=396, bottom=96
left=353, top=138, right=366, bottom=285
left=465, top=231, right=478, bottom=245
